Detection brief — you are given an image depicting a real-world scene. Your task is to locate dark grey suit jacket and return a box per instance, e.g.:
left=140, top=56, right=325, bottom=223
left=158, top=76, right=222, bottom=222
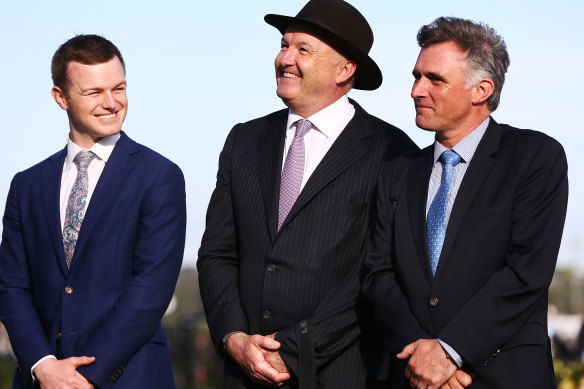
left=362, top=118, right=568, bottom=388
left=198, top=99, right=417, bottom=388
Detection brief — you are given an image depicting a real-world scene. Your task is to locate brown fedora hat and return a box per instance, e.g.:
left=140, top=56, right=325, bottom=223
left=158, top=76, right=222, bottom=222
left=265, top=0, right=382, bottom=90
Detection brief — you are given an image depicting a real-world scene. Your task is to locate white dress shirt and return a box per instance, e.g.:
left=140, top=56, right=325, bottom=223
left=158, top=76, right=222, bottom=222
left=60, top=133, right=120, bottom=229
left=425, top=117, right=490, bottom=367
left=283, top=95, right=355, bottom=190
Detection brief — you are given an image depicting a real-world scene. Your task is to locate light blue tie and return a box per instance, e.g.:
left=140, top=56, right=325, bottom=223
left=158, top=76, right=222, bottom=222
left=427, top=150, right=461, bottom=276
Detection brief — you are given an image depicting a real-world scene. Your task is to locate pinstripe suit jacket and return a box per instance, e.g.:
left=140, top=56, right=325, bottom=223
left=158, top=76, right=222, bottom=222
left=197, top=99, right=417, bottom=388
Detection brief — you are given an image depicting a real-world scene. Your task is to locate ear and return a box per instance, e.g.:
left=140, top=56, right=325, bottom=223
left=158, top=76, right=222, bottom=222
left=336, top=60, right=357, bottom=85
left=51, top=86, right=68, bottom=110
left=471, top=78, right=495, bottom=105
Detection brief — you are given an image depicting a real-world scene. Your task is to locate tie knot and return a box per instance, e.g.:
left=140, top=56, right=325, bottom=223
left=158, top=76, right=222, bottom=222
left=440, top=150, right=461, bottom=167
left=294, top=119, right=312, bottom=139
left=74, top=150, right=96, bottom=170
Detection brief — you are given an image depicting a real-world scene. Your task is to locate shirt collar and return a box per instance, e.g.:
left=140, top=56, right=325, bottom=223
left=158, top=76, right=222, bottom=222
left=66, top=133, right=121, bottom=166
left=285, top=95, right=355, bottom=138
left=433, top=117, right=490, bottom=165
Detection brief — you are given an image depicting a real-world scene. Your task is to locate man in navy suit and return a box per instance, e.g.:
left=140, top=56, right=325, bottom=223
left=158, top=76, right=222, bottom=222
left=362, top=17, right=568, bottom=388
left=197, top=1, right=417, bottom=388
left=0, top=35, right=186, bottom=388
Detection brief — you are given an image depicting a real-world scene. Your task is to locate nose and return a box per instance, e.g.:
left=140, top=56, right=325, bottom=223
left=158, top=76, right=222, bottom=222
left=276, top=48, right=295, bottom=67
left=101, top=91, right=117, bottom=109
left=411, top=78, right=426, bottom=99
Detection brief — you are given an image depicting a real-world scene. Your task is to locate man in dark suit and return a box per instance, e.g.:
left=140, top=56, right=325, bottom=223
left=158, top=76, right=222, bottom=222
left=362, top=17, right=568, bottom=389
left=197, top=1, right=416, bottom=387
left=0, top=35, right=186, bottom=389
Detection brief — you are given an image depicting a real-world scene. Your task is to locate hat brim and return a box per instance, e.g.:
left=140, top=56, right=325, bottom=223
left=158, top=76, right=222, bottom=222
left=265, top=14, right=382, bottom=91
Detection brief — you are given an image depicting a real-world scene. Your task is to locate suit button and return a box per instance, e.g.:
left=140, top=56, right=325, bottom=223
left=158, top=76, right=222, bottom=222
left=262, top=310, right=271, bottom=319
left=64, top=286, right=74, bottom=295
left=267, top=264, right=276, bottom=272
left=56, top=332, right=62, bottom=340
left=429, top=297, right=439, bottom=307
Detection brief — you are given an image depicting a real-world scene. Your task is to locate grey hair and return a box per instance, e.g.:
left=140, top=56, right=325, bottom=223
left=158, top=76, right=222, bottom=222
left=417, top=16, right=510, bottom=111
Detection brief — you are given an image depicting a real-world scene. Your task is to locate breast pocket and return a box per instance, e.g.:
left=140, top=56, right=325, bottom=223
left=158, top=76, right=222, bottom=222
left=466, top=203, right=507, bottom=221
left=320, top=202, right=367, bottom=216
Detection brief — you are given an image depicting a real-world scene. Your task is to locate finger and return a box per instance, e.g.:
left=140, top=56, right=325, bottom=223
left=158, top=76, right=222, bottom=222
left=250, top=359, right=285, bottom=384
left=442, top=379, right=460, bottom=389
left=404, top=364, right=412, bottom=379
left=70, top=376, right=93, bottom=389
left=259, top=336, right=281, bottom=351
left=70, top=356, right=96, bottom=367
left=397, top=343, right=415, bottom=359
left=275, top=371, right=291, bottom=382
left=248, top=334, right=279, bottom=351
left=455, top=370, right=472, bottom=387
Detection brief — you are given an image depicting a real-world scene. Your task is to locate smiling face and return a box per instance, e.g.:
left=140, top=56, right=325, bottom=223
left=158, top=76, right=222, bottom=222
left=411, top=41, right=494, bottom=146
left=52, top=56, right=127, bottom=149
left=274, top=24, right=355, bottom=118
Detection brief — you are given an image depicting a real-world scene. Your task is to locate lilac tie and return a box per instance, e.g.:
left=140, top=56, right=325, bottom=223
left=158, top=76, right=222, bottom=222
left=427, top=150, right=461, bottom=276
left=278, top=119, right=312, bottom=231
left=63, top=150, right=95, bottom=268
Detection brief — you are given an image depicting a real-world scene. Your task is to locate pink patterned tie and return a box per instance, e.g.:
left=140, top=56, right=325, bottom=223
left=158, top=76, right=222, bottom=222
left=63, top=150, right=95, bottom=268
left=278, top=119, right=312, bottom=231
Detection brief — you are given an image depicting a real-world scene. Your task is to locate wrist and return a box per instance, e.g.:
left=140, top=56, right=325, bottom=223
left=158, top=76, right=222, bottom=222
left=32, top=356, right=57, bottom=381
left=223, top=332, right=247, bottom=358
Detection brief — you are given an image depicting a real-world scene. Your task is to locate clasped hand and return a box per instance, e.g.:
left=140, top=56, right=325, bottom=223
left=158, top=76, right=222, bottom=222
left=226, top=332, right=291, bottom=387
left=398, top=339, right=472, bottom=389
left=33, top=356, right=95, bottom=389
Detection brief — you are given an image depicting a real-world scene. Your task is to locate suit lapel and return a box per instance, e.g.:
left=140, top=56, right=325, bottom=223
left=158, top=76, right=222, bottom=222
left=70, top=132, right=139, bottom=266
left=278, top=101, right=372, bottom=232
left=258, top=111, right=288, bottom=242
left=42, top=148, right=69, bottom=276
left=435, top=119, right=501, bottom=277
left=407, top=146, right=434, bottom=282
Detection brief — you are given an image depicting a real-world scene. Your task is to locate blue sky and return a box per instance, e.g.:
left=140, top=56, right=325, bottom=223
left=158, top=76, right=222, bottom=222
left=1, top=0, right=582, bottom=271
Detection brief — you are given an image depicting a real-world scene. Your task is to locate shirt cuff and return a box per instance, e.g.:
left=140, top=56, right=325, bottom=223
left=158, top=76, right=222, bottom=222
left=437, top=338, right=463, bottom=368
left=221, top=331, right=245, bottom=354
left=31, top=355, right=57, bottom=381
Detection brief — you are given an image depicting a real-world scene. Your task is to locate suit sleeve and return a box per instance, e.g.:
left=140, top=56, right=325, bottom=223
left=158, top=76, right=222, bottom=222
left=360, top=161, right=429, bottom=354
left=197, top=127, right=250, bottom=351
left=0, top=174, right=54, bottom=377
left=77, top=162, right=186, bottom=388
left=438, top=137, right=568, bottom=371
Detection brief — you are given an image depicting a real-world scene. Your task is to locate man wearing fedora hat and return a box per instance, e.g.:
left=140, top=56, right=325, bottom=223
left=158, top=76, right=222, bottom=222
left=197, top=0, right=417, bottom=388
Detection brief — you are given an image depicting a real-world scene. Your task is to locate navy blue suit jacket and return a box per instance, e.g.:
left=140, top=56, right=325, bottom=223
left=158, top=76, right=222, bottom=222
left=0, top=132, right=186, bottom=388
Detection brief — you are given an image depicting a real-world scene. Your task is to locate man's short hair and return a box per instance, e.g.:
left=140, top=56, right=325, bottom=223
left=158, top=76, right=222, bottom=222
left=417, top=17, right=510, bottom=111
left=51, top=34, right=125, bottom=92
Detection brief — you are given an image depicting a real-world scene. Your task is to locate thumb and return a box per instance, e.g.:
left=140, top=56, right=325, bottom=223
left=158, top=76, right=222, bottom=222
left=260, top=336, right=281, bottom=351
left=71, top=356, right=96, bottom=367
left=396, top=343, right=415, bottom=360
left=456, top=370, right=473, bottom=387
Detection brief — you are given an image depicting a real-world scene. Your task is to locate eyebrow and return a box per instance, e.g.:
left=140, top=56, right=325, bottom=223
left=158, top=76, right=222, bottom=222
left=281, top=37, right=314, bottom=50
left=81, top=81, right=127, bottom=93
left=412, top=69, right=445, bottom=82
